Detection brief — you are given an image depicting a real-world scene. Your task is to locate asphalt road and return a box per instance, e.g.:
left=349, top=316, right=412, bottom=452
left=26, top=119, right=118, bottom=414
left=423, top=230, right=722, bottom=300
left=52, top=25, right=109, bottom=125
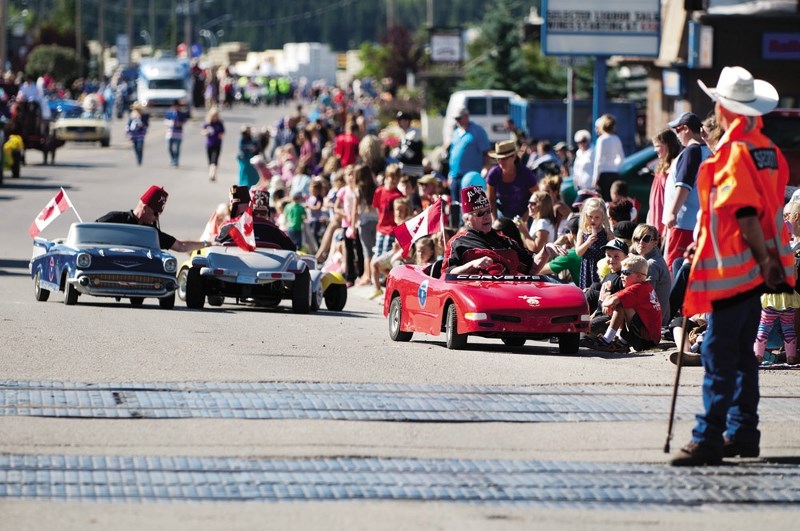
left=1, top=103, right=799, bottom=530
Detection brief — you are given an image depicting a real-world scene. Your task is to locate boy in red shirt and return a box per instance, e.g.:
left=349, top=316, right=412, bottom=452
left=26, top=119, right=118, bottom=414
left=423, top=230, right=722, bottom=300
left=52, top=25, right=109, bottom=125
left=585, top=254, right=662, bottom=353
left=372, top=164, right=405, bottom=255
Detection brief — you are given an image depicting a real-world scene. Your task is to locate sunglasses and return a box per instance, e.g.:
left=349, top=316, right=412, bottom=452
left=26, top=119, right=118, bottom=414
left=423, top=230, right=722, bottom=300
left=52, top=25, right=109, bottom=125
left=528, top=201, right=539, bottom=206
left=633, top=235, right=653, bottom=243
left=621, top=269, right=642, bottom=276
left=472, top=209, right=491, bottom=218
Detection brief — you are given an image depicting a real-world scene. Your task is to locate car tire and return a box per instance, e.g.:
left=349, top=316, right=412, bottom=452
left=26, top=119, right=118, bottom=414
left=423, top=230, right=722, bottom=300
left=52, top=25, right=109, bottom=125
left=207, top=295, right=224, bottom=307
left=291, top=269, right=311, bottom=314
left=558, top=333, right=580, bottom=355
left=445, top=304, right=467, bottom=350
left=323, top=283, right=347, bottom=312
left=177, top=268, right=188, bottom=301
left=34, top=271, right=50, bottom=302
left=159, top=293, right=176, bottom=310
left=129, top=297, right=144, bottom=307
left=388, top=296, right=413, bottom=342
left=63, top=280, right=78, bottom=306
left=185, top=268, right=205, bottom=309
left=100, top=139, right=110, bottom=147
left=11, top=154, right=21, bottom=178
left=502, top=337, right=526, bottom=347
left=311, top=285, right=322, bottom=312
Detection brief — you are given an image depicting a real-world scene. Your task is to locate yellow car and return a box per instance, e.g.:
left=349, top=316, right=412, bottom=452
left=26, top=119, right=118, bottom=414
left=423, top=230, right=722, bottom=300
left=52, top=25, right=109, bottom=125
left=52, top=108, right=111, bottom=147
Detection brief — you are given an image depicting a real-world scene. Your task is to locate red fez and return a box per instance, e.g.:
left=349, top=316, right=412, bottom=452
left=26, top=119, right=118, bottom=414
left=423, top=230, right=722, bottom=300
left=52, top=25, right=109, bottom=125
left=461, top=185, right=489, bottom=214
left=140, top=186, right=168, bottom=214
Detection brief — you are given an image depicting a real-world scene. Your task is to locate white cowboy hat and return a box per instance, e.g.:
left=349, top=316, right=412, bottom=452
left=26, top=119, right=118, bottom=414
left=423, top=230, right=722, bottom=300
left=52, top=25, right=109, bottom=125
left=697, top=66, right=779, bottom=116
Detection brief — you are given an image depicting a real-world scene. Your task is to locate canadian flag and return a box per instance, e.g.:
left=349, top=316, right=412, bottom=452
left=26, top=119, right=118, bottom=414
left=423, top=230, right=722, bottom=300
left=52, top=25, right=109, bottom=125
left=28, top=188, right=73, bottom=238
left=228, top=205, right=256, bottom=251
left=393, top=198, right=443, bottom=257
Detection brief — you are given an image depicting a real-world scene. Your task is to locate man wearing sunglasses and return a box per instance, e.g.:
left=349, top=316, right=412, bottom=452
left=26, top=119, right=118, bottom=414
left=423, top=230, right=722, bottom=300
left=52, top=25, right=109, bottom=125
left=443, top=186, right=538, bottom=276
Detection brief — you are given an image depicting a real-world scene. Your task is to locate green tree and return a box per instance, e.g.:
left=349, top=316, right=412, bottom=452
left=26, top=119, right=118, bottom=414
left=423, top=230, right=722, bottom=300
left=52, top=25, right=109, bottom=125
left=25, top=45, right=80, bottom=83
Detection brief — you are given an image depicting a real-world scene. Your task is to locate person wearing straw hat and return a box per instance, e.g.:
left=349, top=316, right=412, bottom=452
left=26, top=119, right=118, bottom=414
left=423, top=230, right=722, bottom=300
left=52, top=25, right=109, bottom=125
left=670, top=66, right=794, bottom=467
left=485, top=140, right=538, bottom=222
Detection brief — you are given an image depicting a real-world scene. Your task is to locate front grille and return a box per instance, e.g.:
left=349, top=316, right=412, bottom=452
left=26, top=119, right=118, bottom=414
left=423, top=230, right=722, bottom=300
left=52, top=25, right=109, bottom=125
left=86, top=273, right=164, bottom=289
left=489, top=314, right=522, bottom=323
left=66, top=126, right=98, bottom=133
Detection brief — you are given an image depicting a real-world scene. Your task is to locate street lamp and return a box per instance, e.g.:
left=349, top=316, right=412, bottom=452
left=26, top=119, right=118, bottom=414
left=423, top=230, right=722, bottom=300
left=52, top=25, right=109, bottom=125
left=140, top=30, right=153, bottom=47
left=198, top=29, right=216, bottom=49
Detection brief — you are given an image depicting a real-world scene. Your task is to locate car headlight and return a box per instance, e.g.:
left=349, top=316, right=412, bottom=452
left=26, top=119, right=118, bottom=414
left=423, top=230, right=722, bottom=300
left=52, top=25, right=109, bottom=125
left=76, top=253, right=91, bottom=268
left=163, top=257, right=177, bottom=273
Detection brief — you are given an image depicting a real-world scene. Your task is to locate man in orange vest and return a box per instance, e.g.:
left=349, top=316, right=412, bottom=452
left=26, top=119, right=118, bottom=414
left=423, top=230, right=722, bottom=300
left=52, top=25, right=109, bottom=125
left=671, top=67, right=794, bottom=466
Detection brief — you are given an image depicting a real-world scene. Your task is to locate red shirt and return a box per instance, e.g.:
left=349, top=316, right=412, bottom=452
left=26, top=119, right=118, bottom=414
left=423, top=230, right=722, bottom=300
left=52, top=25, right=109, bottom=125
left=334, top=132, right=359, bottom=167
left=373, top=186, right=404, bottom=236
left=615, top=281, right=662, bottom=343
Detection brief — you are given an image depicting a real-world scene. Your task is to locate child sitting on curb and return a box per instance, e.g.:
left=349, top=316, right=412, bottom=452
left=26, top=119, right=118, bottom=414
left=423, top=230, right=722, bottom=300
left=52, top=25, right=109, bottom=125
left=583, top=255, right=663, bottom=353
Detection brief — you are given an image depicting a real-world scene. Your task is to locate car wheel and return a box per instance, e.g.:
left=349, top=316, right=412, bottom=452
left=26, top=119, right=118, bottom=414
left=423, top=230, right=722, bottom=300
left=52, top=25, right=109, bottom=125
left=311, top=285, right=322, bottom=312
left=445, top=304, right=467, bottom=350
left=63, top=281, right=78, bottom=306
left=100, top=138, right=110, bottom=147
left=177, top=268, right=188, bottom=301
left=291, top=269, right=311, bottom=314
left=34, top=271, right=50, bottom=302
left=11, top=154, right=21, bottom=178
left=207, top=295, right=224, bottom=307
left=323, top=283, right=347, bottom=312
left=185, top=268, right=205, bottom=309
left=159, top=293, right=175, bottom=310
left=389, top=296, right=413, bottom=342
left=502, top=337, right=526, bottom=347
left=558, top=333, right=580, bottom=355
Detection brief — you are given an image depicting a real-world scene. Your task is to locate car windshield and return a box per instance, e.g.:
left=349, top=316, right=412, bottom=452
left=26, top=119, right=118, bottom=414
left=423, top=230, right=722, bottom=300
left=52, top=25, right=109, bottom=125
left=68, top=223, right=159, bottom=249
left=149, top=79, right=185, bottom=90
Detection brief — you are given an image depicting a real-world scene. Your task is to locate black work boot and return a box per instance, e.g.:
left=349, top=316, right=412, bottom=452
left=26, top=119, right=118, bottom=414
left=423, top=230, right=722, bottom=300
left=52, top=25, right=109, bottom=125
left=723, top=438, right=760, bottom=458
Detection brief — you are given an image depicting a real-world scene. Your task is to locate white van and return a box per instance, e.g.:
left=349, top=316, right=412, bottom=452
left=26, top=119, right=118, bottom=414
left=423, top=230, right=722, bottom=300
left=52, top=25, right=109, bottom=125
left=442, top=89, right=521, bottom=146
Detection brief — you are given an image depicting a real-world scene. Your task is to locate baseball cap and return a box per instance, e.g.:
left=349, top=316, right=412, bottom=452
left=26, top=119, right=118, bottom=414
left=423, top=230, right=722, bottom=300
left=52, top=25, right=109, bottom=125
left=601, top=238, right=629, bottom=255
left=668, top=112, right=702, bottom=132
left=612, top=221, right=636, bottom=241
left=564, top=214, right=581, bottom=234
left=418, top=174, right=438, bottom=185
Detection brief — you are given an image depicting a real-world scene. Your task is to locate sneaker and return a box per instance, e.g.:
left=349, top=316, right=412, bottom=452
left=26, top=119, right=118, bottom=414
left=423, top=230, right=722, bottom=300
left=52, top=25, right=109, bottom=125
left=670, top=441, right=722, bottom=466
left=669, top=350, right=702, bottom=366
left=723, top=438, right=760, bottom=458
left=592, top=338, right=630, bottom=353
left=368, top=288, right=383, bottom=300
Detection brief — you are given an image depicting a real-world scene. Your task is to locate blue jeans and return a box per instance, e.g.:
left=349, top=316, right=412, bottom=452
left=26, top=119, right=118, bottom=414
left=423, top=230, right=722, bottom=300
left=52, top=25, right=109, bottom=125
left=375, top=233, right=395, bottom=256
left=449, top=176, right=462, bottom=228
left=167, top=138, right=182, bottom=165
left=691, top=290, right=762, bottom=450
left=131, top=138, right=144, bottom=165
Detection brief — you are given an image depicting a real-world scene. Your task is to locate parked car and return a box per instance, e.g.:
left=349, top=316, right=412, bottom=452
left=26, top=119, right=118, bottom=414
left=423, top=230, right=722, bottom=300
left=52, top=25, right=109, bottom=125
left=30, top=223, right=179, bottom=308
left=177, top=243, right=348, bottom=313
left=383, top=261, right=590, bottom=353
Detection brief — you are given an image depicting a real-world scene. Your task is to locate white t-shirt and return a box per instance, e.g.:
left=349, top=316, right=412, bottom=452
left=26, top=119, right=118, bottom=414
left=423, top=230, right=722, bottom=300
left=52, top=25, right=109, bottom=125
left=572, top=146, right=594, bottom=190
left=592, top=134, right=625, bottom=181
left=529, top=218, right=556, bottom=244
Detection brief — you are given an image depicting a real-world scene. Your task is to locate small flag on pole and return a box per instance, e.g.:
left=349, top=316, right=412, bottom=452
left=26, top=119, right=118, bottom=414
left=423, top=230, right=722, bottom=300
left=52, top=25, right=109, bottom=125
left=393, top=198, right=443, bottom=257
left=28, top=188, right=76, bottom=238
left=228, top=205, right=256, bottom=251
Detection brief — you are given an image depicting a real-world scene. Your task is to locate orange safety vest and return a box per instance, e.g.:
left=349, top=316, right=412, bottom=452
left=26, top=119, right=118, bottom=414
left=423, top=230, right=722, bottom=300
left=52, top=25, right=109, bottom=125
left=684, top=115, right=794, bottom=316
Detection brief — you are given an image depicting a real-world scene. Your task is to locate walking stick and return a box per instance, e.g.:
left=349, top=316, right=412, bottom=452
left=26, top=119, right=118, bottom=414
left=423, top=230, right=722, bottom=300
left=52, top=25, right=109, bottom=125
left=664, top=315, right=690, bottom=453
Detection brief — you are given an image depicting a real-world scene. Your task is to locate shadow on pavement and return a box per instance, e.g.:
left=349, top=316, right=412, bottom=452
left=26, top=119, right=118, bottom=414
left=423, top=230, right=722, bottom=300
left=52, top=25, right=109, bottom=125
left=0, top=259, right=31, bottom=277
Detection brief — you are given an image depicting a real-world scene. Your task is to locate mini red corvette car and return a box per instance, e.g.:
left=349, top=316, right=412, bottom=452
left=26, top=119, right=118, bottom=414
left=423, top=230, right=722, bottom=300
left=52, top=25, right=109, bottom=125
left=383, top=261, right=590, bottom=353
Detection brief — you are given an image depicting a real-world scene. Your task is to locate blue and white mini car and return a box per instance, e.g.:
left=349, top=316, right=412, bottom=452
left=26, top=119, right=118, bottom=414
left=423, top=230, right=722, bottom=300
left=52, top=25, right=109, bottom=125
left=29, top=222, right=179, bottom=308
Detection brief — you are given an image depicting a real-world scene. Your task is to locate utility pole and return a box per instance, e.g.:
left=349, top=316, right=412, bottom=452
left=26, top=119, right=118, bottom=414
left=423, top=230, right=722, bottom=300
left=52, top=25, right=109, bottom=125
left=75, top=0, right=82, bottom=77
left=0, top=0, right=8, bottom=73
left=149, top=0, right=156, bottom=52
left=387, top=0, right=395, bottom=29
left=183, top=0, right=191, bottom=52
left=126, top=0, right=132, bottom=64
left=170, top=0, right=177, bottom=52
left=98, top=0, right=104, bottom=78
left=427, top=0, right=433, bottom=27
